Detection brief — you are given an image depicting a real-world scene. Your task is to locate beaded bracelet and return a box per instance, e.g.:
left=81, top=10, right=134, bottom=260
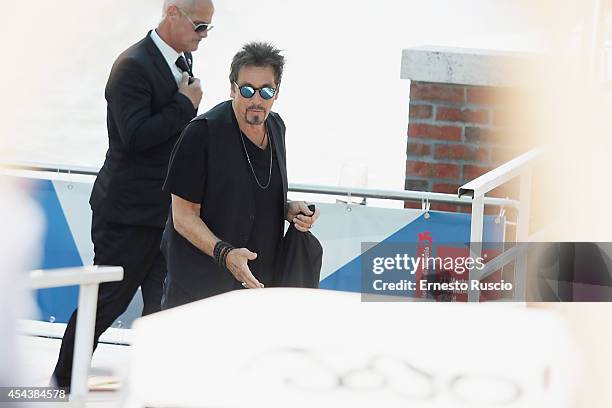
left=213, top=240, right=222, bottom=262
left=213, top=240, right=235, bottom=269
left=213, top=240, right=225, bottom=266
left=220, top=245, right=232, bottom=268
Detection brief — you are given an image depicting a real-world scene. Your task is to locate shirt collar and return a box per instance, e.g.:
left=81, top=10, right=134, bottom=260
left=150, top=28, right=184, bottom=70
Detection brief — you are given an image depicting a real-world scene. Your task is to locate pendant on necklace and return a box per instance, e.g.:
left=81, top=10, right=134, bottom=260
left=258, top=128, right=267, bottom=147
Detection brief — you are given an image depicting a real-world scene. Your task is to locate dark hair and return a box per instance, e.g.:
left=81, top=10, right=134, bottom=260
left=229, top=42, right=285, bottom=86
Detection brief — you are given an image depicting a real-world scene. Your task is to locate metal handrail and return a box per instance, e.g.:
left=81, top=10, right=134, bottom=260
left=1, top=160, right=101, bottom=176
left=27, top=266, right=123, bottom=289
left=458, top=148, right=542, bottom=199
left=291, top=183, right=517, bottom=207
left=1, top=160, right=518, bottom=208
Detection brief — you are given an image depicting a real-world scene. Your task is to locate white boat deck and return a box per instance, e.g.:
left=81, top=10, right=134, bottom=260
left=20, top=335, right=129, bottom=408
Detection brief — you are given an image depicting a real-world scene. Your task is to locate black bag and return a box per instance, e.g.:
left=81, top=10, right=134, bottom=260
left=274, top=205, right=323, bottom=288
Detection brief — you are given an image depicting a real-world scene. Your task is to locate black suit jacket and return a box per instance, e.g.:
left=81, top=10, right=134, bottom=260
left=90, top=31, right=197, bottom=227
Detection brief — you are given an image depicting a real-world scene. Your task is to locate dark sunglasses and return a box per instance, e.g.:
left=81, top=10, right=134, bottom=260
left=234, top=82, right=277, bottom=100
left=178, top=7, right=214, bottom=33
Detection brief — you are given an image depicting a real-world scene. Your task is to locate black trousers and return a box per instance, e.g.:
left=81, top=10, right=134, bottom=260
left=51, top=212, right=165, bottom=389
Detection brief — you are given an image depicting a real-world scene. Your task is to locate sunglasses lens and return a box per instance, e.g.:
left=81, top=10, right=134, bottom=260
left=260, top=87, right=275, bottom=100
left=195, top=24, right=209, bottom=33
left=239, top=86, right=255, bottom=98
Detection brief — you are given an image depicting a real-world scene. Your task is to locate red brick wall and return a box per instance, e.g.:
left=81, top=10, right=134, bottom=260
left=405, top=81, right=524, bottom=212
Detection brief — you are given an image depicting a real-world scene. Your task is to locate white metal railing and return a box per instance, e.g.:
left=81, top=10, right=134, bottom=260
left=291, top=183, right=517, bottom=208
left=1, top=160, right=517, bottom=208
left=458, top=148, right=542, bottom=302
left=27, top=266, right=124, bottom=407
left=1, top=160, right=101, bottom=176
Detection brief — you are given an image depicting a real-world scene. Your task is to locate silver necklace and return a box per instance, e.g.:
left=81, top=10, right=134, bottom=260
left=239, top=123, right=273, bottom=190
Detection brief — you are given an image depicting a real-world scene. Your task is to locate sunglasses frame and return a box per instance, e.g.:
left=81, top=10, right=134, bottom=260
left=234, top=82, right=277, bottom=100
left=177, top=6, right=214, bottom=33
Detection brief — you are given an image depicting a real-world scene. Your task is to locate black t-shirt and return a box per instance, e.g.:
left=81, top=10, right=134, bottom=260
left=163, top=117, right=283, bottom=287
left=162, top=120, right=208, bottom=204
left=242, top=133, right=283, bottom=286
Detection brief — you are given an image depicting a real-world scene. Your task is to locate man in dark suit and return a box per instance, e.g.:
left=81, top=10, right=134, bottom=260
left=51, top=0, right=215, bottom=390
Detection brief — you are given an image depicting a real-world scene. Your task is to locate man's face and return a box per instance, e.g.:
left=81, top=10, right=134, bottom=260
left=231, top=65, right=279, bottom=126
left=169, top=0, right=214, bottom=52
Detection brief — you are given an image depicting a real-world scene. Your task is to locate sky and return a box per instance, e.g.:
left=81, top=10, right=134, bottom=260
left=0, top=0, right=542, bottom=206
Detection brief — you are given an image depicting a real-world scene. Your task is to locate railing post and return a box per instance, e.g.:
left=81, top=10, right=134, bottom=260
left=513, top=168, right=533, bottom=301
left=70, top=283, right=100, bottom=407
left=468, top=195, right=485, bottom=302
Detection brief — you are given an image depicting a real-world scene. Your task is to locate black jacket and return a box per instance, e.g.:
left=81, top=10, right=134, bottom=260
left=274, top=222, right=323, bottom=289
left=90, top=31, right=197, bottom=227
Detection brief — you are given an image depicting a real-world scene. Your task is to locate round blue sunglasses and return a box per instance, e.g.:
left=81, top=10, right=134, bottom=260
left=234, top=82, right=277, bottom=100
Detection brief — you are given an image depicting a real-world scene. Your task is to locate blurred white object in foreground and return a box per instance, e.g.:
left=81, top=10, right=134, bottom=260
left=0, top=178, right=43, bottom=387
left=126, top=289, right=576, bottom=408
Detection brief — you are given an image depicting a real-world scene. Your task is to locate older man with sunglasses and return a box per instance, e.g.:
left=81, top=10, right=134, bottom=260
left=160, top=42, right=321, bottom=307
left=51, top=0, right=214, bottom=390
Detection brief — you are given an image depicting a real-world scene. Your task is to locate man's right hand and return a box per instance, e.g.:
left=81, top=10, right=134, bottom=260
left=225, top=248, right=264, bottom=289
left=178, top=72, right=203, bottom=108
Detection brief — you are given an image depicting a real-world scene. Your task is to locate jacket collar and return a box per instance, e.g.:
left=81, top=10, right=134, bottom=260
left=143, top=30, right=178, bottom=93
left=150, top=29, right=182, bottom=73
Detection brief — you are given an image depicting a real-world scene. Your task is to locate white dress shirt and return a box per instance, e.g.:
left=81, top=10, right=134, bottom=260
left=150, top=29, right=187, bottom=85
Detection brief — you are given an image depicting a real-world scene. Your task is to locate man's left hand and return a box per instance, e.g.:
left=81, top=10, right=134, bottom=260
left=286, top=201, right=320, bottom=232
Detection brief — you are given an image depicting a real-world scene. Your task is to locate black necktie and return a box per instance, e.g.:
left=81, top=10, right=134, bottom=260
left=175, top=55, right=193, bottom=77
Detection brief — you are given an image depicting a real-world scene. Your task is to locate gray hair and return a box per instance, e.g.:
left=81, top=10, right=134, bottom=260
left=162, top=0, right=194, bottom=16
left=229, top=42, right=285, bottom=87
